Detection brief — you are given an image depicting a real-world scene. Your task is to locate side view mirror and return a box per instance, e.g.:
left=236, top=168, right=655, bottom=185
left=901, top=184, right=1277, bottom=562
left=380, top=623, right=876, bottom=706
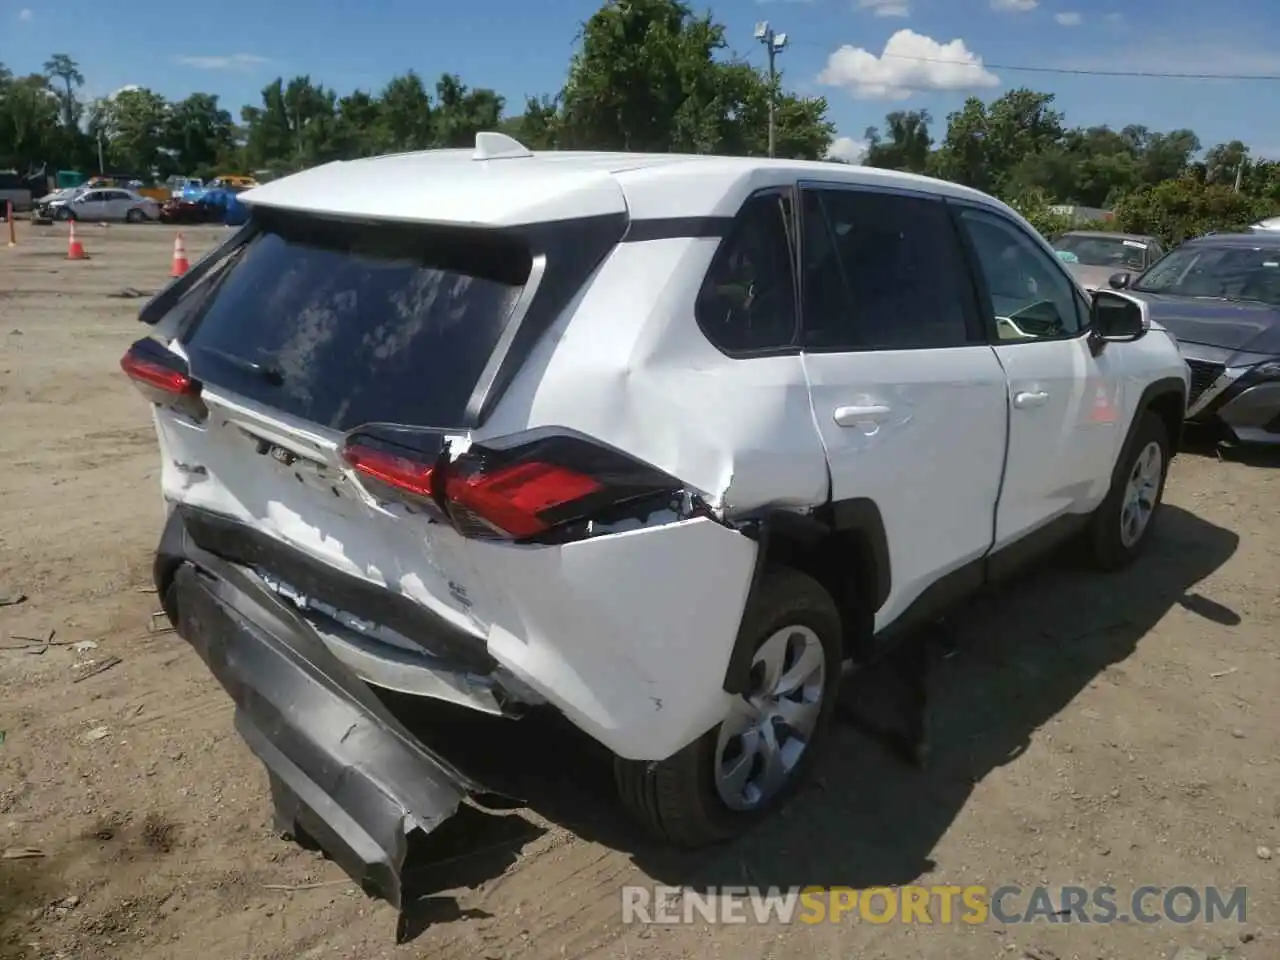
left=1108, top=272, right=1131, bottom=290
left=1090, top=290, right=1148, bottom=354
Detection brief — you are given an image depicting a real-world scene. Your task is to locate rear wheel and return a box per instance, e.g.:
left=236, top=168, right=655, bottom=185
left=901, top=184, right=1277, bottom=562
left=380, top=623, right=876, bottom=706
left=1086, top=411, right=1170, bottom=570
left=614, top=566, right=843, bottom=846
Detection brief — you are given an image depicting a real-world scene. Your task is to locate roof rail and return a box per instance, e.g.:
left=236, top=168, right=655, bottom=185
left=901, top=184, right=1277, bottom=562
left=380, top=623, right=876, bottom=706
left=473, top=132, right=533, bottom=161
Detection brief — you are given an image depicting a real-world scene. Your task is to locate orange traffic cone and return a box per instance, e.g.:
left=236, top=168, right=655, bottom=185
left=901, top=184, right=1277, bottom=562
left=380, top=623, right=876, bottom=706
left=170, top=232, right=190, bottom=277
left=66, top=220, right=87, bottom=260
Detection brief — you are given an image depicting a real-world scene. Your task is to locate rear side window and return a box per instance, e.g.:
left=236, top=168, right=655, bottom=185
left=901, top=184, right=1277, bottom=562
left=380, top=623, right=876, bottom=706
left=695, top=192, right=798, bottom=354
left=181, top=214, right=531, bottom=431
left=800, top=188, right=974, bottom=351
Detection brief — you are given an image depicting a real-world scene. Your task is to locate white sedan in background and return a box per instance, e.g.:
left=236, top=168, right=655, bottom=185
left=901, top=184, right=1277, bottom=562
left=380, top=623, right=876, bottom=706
left=47, top=187, right=161, bottom=223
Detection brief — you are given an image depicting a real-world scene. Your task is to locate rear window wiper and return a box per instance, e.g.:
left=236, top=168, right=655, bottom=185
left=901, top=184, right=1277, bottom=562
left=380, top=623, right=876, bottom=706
left=201, top=347, right=286, bottom=386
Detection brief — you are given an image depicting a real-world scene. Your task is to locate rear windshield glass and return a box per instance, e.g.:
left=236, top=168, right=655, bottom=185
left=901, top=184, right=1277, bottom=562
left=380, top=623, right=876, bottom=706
left=181, top=213, right=532, bottom=431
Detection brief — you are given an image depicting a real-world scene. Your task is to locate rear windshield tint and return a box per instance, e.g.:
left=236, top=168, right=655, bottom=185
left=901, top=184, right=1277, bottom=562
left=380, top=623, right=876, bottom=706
left=181, top=213, right=531, bottom=431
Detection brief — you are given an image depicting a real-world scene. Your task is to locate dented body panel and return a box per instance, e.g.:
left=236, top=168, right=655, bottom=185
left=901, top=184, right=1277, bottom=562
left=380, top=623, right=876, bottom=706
left=472, top=237, right=831, bottom=515
left=152, top=377, right=761, bottom=760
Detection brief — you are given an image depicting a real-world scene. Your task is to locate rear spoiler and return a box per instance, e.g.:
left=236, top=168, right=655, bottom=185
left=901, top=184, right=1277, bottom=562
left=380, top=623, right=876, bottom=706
left=138, top=220, right=258, bottom=326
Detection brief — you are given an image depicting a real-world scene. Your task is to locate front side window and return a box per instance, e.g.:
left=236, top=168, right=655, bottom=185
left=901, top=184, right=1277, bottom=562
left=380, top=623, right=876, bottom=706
left=800, top=188, right=973, bottom=351
left=695, top=192, right=798, bottom=354
left=956, top=207, right=1084, bottom=341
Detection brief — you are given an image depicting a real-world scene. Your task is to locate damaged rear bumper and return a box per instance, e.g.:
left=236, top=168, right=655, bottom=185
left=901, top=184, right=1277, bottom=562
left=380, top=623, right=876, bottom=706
left=156, top=513, right=482, bottom=911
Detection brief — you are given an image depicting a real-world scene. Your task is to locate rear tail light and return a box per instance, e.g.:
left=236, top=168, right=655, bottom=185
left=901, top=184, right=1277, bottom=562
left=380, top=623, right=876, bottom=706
left=443, top=461, right=604, bottom=539
left=340, top=429, right=682, bottom=543
left=120, top=337, right=208, bottom=421
left=342, top=444, right=438, bottom=501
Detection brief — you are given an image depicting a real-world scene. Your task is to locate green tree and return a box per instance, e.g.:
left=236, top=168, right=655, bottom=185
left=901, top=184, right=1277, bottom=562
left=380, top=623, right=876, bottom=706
left=108, top=87, right=170, bottom=174
left=932, top=89, right=1066, bottom=196
left=42, top=53, right=84, bottom=130
left=501, top=95, right=561, bottom=149
left=433, top=73, right=503, bottom=148
left=1202, top=140, right=1249, bottom=187
left=375, top=72, right=432, bottom=152
left=0, top=72, right=62, bottom=170
left=165, top=93, right=234, bottom=174
left=334, top=89, right=383, bottom=157
left=863, top=109, right=932, bottom=173
left=559, top=0, right=832, bottom=158
left=1130, top=127, right=1201, bottom=185
left=1114, top=179, right=1271, bottom=246
left=240, top=76, right=340, bottom=170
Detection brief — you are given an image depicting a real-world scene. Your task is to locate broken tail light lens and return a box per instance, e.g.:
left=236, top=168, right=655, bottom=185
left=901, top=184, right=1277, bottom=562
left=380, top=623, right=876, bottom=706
left=120, top=337, right=208, bottom=421
left=342, top=444, right=438, bottom=500
left=340, top=429, right=683, bottom=543
left=443, top=461, right=604, bottom=539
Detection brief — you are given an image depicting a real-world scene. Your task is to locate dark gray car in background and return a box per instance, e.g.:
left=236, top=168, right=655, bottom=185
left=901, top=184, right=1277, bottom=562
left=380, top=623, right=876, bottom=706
left=1115, top=232, right=1280, bottom=446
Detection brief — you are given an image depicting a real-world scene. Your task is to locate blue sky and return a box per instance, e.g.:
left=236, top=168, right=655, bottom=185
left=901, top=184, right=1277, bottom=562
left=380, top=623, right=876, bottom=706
left=5, top=0, right=1279, bottom=160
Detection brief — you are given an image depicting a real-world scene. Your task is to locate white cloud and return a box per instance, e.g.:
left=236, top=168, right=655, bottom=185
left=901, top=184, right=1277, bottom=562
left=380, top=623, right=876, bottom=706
left=858, top=0, right=910, bottom=16
left=18, top=7, right=33, bottom=20
left=990, top=0, right=1038, bottom=11
left=1054, top=12, right=1082, bottom=25
left=174, top=53, right=270, bottom=70
left=826, top=137, right=869, bottom=163
left=112, top=84, right=141, bottom=97
left=818, top=29, right=1000, bottom=100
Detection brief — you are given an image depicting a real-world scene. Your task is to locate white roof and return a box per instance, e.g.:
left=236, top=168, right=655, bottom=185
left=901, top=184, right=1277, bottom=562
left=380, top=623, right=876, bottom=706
left=238, top=133, right=1003, bottom=228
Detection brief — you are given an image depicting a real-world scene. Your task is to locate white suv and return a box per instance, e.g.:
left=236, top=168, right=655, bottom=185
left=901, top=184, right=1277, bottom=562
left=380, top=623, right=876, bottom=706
left=123, top=133, right=1189, bottom=911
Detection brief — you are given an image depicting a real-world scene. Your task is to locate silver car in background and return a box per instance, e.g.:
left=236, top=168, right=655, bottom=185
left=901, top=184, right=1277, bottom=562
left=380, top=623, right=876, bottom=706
left=45, top=187, right=161, bottom=223
left=1051, top=230, right=1165, bottom=291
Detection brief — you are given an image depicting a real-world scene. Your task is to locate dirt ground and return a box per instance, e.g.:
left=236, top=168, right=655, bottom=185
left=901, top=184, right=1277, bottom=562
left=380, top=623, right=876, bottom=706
left=1, top=221, right=1278, bottom=960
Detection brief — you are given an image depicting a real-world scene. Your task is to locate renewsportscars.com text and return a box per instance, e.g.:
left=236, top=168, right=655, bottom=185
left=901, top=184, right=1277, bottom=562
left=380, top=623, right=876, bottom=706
left=621, top=885, right=1247, bottom=926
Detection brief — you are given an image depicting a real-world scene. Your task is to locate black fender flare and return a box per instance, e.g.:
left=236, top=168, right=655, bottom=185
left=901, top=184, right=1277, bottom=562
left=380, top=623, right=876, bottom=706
left=721, top=499, right=891, bottom=695
left=1112, top=376, right=1187, bottom=482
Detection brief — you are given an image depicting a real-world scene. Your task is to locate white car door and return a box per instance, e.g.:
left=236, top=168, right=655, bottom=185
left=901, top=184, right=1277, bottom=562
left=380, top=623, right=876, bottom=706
left=798, top=183, right=1009, bottom=633
left=950, top=203, right=1125, bottom=552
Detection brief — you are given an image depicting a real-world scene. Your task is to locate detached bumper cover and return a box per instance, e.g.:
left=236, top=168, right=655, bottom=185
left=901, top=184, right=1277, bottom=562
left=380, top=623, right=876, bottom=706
left=156, top=509, right=481, bottom=911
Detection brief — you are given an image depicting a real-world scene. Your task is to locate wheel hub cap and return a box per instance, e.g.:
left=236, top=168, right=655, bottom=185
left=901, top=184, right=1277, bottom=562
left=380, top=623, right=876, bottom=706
left=714, top=626, right=825, bottom=811
left=1120, top=439, right=1162, bottom=548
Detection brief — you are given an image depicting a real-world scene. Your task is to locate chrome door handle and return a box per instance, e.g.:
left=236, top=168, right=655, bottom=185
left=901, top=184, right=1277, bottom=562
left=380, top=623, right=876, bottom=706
left=833, top=404, right=891, bottom=427
left=1013, top=390, right=1049, bottom=409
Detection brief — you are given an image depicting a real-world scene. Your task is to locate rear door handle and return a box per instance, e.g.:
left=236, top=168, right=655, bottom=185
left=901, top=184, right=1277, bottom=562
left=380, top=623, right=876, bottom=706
left=1013, top=390, right=1049, bottom=409
left=833, top=404, right=892, bottom=427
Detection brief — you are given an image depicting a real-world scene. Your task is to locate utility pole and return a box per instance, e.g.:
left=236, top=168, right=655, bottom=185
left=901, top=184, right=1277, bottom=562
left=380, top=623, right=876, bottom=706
left=754, top=21, right=789, bottom=158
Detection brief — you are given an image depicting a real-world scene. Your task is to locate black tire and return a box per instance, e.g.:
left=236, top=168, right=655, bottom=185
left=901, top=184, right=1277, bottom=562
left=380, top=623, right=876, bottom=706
left=1086, top=411, right=1171, bottom=570
left=60, top=208, right=76, bottom=221
left=614, top=566, right=843, bottom=847
left=126, top=208, right=144, bottom=223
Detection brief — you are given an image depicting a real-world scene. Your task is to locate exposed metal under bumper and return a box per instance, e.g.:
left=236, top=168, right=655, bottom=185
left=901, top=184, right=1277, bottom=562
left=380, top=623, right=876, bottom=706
left=160, top=536, right=485, bottom=914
